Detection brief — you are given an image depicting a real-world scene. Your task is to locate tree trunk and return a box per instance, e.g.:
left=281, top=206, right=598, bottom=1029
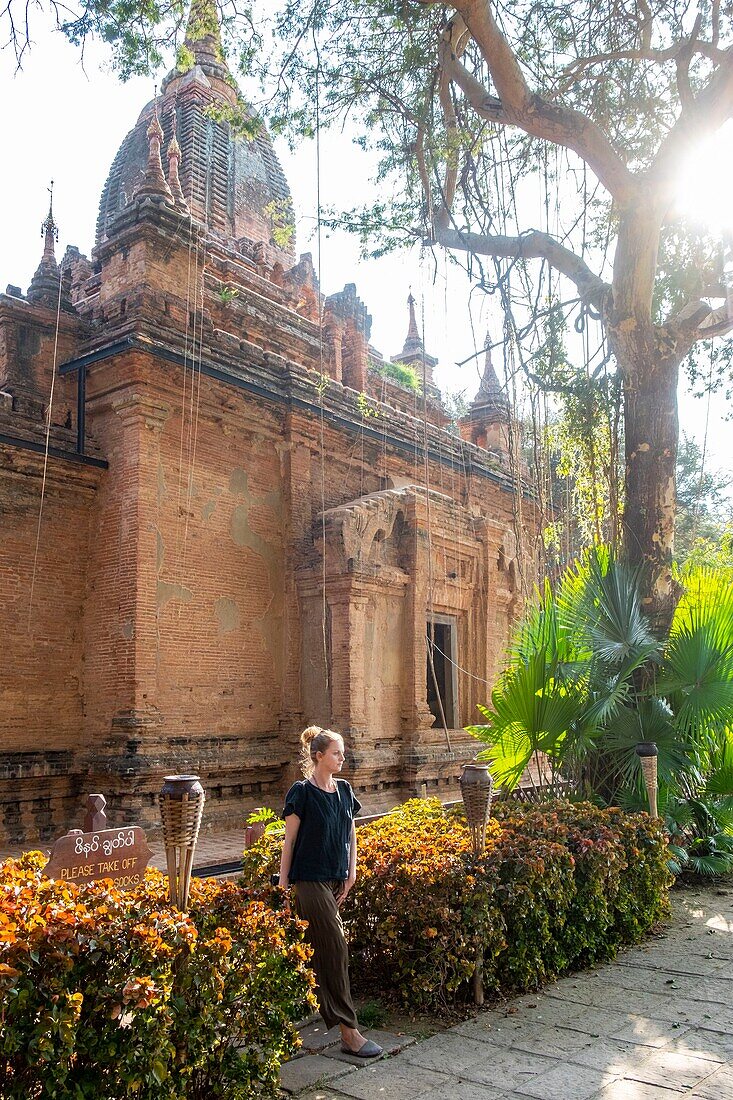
left=621, top=352, right=680, bottom=634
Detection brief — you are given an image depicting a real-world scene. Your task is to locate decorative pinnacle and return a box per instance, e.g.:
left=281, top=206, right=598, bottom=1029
left=184, top=0, right=227, bottom=74
left=406, top=292, right=420, bottom=342
left=471, top=330, right=510, bottom=418
left=28, top=181, right=73, bottom=310
left=400, top=290, right=423, bottom=357
left=41, top=181, right=59, bottom=263
left=167, top=110, right=190, bottom=213
left=135, top=93, right=174, bottom=205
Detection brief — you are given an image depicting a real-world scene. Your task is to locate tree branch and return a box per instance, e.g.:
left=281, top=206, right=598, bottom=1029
left=435, top=16, right=470, bottom=228
left=672, top=299, right=733, bottom=341
left=651, top=46, right=733, bottom=192
left=432, top=225, right=609, bottom=305
left=560, top=39, right=727, bottom=90
left=446, top=0, right=637, bottom=202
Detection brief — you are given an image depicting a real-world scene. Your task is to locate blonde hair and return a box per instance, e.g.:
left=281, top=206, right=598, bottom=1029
left=300, top=725, right=343, bottom=777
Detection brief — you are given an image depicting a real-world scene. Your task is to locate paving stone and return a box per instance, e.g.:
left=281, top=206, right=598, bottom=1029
left=321, top=1029, right=416, bottom=1065
left=333, top=1060, right=455, bottom=1100
left=695, top=1008, right=733, bottom=1034
left=531, top=998, right=611, bottom=1029
left=555, top=1005, right=634, bottom=1037
left=546, top=980, right=707, bottom=1024
left=467, top=1019, right=597, bottom=1059
left=296, top=1091, right=358, bottom=1100
left=403, top=1033, right=555, bottom=1092
left=566, top=1037, right=649, bottom=1075
left=508, top=1059, right=618, bottom=1100
left=279, top=1054, right=355, bottom=1094
left=400, top=1031, right=497, bottom=1072
left=299, top=1022, right=341, bottom=1052
left=665, top=1026, right=733, bottom=1062
left=625, top=1048, right=718, bottom=1090
left=608, top=1015, right=693, bottom=1048
left=454, top=1016, right=523, bottom=1045
left=690, top=1063, right=733, bottom=1100
left=615, top=955, right=727, bottom=978
left=458, top=1048, right=558, bottom=1093
left=705, top=914, right=733, bottom=934
left=594, top=1080, right=688, bottom=1098
left=413, top=1080, right=509, bottom=1100
left=604, top=968, right=719, bottom=1001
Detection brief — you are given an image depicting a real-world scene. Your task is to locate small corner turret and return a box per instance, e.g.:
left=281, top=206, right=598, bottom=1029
left=460, top=333, right=514, bottom=462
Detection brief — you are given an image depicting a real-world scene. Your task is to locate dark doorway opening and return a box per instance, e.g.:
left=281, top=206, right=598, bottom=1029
left=426, top=618, right=457, bottom=727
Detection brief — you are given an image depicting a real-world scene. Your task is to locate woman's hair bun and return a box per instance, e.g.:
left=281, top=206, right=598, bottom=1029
left=300, top=725, right=322, bottom=748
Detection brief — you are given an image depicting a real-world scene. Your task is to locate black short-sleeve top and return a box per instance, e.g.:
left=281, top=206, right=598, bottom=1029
left=283, top=778, right=362, bottom=884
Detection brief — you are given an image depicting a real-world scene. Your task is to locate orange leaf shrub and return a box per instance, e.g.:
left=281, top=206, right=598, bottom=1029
left=241, top=798, right=671, bottom=1009
left=0, top=852, right=315, bottom=1099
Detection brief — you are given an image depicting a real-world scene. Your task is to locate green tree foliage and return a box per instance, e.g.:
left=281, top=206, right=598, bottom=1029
left=252, top=0, right=733, bottom=617
left=467, top=551, right=733, bottom=873
left=675, top=433, right=733, bottom=564
left=8, top=0, right=732, bottom=612
left=373, top=359, right=421, bottom=391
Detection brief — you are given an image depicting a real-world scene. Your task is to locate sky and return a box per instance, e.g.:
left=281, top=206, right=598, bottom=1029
left=1, top=22, right=732, bottom=481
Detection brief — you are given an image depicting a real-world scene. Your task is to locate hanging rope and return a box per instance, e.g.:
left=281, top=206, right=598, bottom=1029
left=691, top=343, right=716, bottom=543
left=177, top=114, right=213, bottom=614
left=28, top=187, right=64, bottom=635
left=313, top=42, right=329, bottom=696
left=419, top=280, right=452, bottom=752
left=172, top=102, right=197, bottom=611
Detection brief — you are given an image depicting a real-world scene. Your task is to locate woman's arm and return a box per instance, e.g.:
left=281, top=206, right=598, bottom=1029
left=279, top=814, right=301, bottom=889
left=336, top=822, right=357, bottom=907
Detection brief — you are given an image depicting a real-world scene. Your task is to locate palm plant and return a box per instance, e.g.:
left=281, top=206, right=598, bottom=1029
left=468, top=553, right=733, bottom=874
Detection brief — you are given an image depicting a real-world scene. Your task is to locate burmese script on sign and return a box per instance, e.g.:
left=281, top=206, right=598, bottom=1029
left=43, top=826, right=153, bottom=889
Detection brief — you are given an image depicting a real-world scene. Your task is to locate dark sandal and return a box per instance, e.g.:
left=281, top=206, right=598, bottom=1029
left=340, top=1039, right=383, bottom=1057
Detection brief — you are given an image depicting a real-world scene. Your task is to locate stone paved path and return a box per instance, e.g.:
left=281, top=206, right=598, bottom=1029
left=282, top=884, right=733, bottom=1100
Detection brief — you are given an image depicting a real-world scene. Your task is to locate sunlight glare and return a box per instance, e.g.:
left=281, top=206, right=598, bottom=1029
left=674, top=120, right=733, bottom=233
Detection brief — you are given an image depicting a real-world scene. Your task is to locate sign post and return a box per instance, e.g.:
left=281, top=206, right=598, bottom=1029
left=43, top=827, right=152, bottom=889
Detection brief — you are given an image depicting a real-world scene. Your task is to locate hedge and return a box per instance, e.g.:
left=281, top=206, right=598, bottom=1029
left=241, top=798, right=672, bottom=1010
left=0, top=852, right=315, bottom=1099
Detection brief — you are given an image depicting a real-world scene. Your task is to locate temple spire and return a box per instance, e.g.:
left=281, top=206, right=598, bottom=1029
left=183, top=0, right=228, bottom=79
left=28, top=183, right=71, bottom=309
left=41, top=184, right=59, bottom=263
left=390, top=288, right=438, bottom=390
left=401, top=291, right=423, bottom=358
left=167, top=111, right=190, bottom=213
left=472, top=332, right=510, bottom=419
left=134, top=95, right=174, bottom=205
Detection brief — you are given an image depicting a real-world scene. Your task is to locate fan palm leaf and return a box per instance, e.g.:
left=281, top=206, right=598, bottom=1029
left=660, top=569, right=733, bottom=742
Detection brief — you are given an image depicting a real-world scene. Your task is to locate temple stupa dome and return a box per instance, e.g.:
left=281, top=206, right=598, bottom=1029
left=95, top=0, right=294, bottom=263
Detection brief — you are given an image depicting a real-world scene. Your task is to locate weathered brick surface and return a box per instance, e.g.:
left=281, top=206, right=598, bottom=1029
left=0, top=48, right=533, bottom=847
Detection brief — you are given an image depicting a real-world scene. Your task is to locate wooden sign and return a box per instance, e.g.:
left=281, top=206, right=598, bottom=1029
left=43, top=826, right=153, bottom=889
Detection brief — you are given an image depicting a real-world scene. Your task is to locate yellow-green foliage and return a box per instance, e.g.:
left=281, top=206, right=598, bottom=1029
left=241, top=798, right=671, bottom=1009
left=0, top=853, right=315, bottom=1099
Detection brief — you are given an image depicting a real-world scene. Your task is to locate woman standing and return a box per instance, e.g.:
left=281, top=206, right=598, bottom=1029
left=279, top=726, right=382, bottom=1058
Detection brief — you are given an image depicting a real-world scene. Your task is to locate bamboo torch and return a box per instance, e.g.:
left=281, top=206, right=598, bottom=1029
left=459, top=762, right=494, bottom=1005
left=635, top=742, right=659, bottom=819
left=159, top=775, right=205, bottom=910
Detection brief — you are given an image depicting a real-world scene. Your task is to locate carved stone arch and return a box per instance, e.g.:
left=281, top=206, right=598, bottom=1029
left=318, top=489, right=413, bottom=574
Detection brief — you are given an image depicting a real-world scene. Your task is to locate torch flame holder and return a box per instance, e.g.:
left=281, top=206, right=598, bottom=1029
left=159, top=775, right=205, bottom=911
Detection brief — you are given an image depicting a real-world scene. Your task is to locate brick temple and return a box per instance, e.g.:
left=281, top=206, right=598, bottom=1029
left=0, top=1, right=535, bottom=846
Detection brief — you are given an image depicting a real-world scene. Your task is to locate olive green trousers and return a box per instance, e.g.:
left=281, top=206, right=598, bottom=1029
left=293, top=880, right=358, bottom=1030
